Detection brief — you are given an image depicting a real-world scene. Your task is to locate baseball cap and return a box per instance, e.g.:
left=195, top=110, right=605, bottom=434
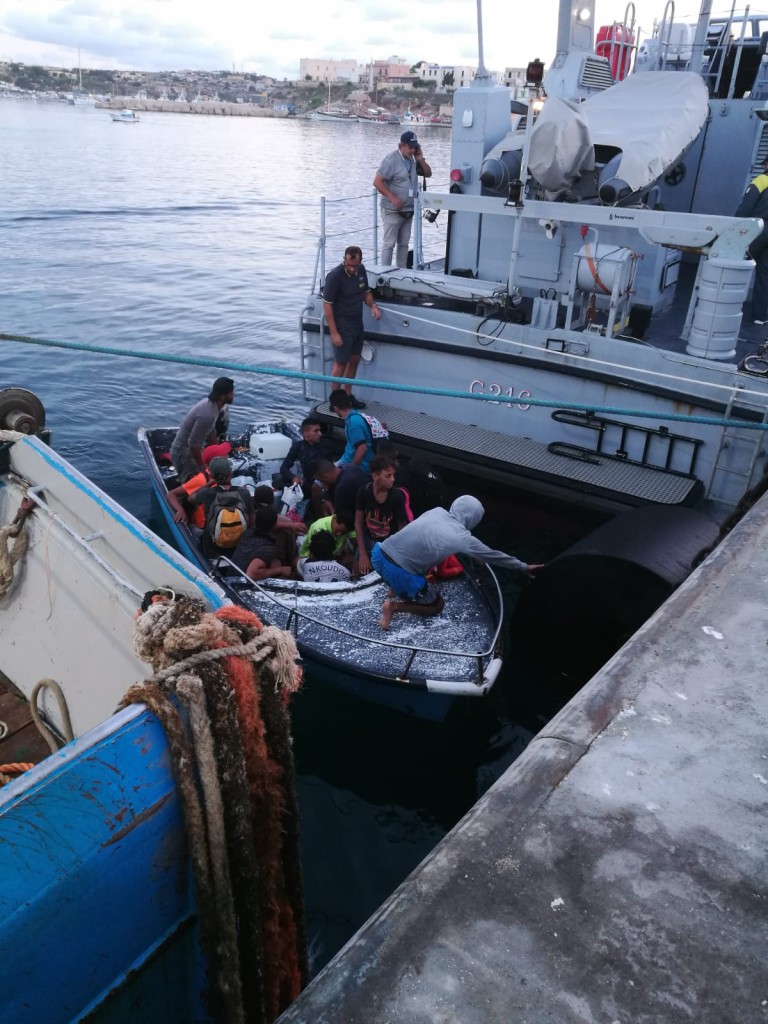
left=208, top=456, right=232, bottom=480
left=202, top=441, right=232, bottom=464
left=400, top=130, right=419, bottom=146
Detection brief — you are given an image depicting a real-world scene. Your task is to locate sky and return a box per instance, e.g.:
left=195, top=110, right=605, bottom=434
left=0, top=0, right=702, bottom=80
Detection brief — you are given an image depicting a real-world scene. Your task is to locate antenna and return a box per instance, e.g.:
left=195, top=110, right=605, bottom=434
left=475, top=0, right=492, bottom=82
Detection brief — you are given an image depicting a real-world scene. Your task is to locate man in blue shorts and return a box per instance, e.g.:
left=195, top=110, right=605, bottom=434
left=372, top=495, right=543, bottom=630
left=322, top=245, right=382, bottom=409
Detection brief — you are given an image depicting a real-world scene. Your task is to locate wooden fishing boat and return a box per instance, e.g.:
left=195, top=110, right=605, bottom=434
left=1, top=391, right=306, bottom=1023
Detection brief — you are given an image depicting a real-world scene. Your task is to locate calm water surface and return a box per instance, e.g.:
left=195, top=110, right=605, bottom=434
left=0, top=101, right=577, bottom=974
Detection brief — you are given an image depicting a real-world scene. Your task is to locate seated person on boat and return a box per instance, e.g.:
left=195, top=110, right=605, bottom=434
left=329, top=389, right=375, bottom=473
left=251, top=484, right=306, bottom=566
left=297, top=529, right=352, bottom=583
left=298, top=510, right=356, bottom=565
left=167, top=441, right=232, bottom=528
left=355, top=455, right=409, bottom=576
left=314, top=459, right=370, bottom=521
left=372, top=495, right=542, bottom=630
left=188, top=456, right=253, bottom=556
left=232, top=506, right=295, bottom=581
left=279, top=417, right=341, bottom=507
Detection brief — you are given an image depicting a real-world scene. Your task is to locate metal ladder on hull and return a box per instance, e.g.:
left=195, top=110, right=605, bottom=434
left=707, top=390, right=768, bottom=505
left=299, top=310, right=327, bottom=403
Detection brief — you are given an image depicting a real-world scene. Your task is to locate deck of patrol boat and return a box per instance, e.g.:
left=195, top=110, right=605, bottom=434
left=277, top=491, right=768, bottom=1023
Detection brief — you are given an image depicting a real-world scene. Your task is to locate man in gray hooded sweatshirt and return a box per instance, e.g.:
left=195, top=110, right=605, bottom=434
left=371, top=495, right=542, bottom=629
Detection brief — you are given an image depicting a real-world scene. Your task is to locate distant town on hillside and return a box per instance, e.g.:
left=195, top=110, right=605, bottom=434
left=0, top=55, right=532, bottom=113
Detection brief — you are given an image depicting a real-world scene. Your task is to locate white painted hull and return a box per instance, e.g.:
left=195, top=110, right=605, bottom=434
left=0, top=432, right=226, bottom=739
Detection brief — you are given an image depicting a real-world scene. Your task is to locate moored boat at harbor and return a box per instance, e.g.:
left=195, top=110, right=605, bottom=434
left=110, top=107, right=140, bottom=122
left=139, top=421, right=505, bottom=720
left=1, top=390, right=305, bottom=1023
left=299, top=0, right=768, bottom=521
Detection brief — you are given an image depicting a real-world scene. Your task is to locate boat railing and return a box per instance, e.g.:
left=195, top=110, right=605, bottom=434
left=217, top=556, right=504, bottom=685
left=304, top=188, right=448, bottom=402
left=309, top=188, right=449, bottom=296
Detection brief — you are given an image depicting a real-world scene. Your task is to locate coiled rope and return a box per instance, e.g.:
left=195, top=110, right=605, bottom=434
left=123, top=596, right=306, bottom=1024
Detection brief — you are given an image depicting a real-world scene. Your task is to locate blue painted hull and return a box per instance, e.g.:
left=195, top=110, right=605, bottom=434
left=0, top=707, right=208, bottom=1023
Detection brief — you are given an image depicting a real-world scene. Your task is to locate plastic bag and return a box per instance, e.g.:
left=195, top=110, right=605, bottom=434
left=280, top=482, right=305, bottom=515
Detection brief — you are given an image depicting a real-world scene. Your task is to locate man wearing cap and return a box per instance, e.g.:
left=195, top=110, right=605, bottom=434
left=736, top=154, right=768, bottom=324
left=373, top=131, right=432, bottom=268
left=188, top=456, right=254, bottom=555
left=166, top=441, right=232, bottom=528
left=170, top=377, right=235, bottom=482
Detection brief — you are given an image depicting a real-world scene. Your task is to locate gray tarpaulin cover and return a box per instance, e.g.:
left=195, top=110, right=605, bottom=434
left=528, top=70, right=709, bottom=193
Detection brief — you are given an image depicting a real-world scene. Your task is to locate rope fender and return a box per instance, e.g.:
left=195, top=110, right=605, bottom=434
left=124, top=595, right=306, bottom=1024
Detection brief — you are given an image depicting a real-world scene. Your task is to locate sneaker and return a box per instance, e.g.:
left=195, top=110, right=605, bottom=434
left=754, top=319, right=768, bottom=325
left=349, top=395, right=367, bottom=409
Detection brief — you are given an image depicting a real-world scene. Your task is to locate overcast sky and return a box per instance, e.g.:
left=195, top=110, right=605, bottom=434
left=0, top=0, right=694, bottom=80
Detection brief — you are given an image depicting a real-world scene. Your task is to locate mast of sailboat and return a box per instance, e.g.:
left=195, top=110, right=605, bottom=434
left=78, top=47, right=82, bottom=91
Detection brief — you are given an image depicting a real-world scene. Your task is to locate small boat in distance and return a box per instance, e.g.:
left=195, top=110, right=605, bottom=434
left=110, top=108, right=140, bottom=122
left=138, top=421, right=506, bottom=720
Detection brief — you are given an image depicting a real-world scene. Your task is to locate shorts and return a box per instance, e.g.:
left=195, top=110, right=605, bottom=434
left=371, top=543, right=441, bottom=605
left=332, top=319, right=364, bottom=365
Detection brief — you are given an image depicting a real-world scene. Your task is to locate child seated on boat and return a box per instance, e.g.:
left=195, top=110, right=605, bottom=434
left=297, top=529, right=352, bottom=583
left=232, top=506, right=295, bottom=581
left=298, top=509, right=355, bottom=563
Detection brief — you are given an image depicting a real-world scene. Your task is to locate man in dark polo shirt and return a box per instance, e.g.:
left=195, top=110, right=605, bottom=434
left=322, top=244, right=382, bottom=409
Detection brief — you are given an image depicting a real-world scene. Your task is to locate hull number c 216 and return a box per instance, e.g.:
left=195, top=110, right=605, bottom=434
left=469, top=380, right=531, bottom=410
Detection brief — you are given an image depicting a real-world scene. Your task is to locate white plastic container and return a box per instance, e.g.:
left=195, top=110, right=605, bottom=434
left=249, top=432, right=293, bottom=460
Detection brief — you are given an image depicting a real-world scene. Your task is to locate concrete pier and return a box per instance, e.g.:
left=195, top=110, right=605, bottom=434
left=279, top=495, right=768, bottom=1023
left=95, top=99, right=293, bottom=118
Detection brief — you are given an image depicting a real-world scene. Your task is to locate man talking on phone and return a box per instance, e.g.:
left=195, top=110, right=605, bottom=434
left=373, top=130, right=432, bottom=268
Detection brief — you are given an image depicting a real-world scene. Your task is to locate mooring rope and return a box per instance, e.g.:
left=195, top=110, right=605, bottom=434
left=3, top=330, right=768, bottom=430
left=125, top=594, right=305, bottom=1024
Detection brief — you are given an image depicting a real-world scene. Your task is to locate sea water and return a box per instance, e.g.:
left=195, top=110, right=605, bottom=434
left=0, top=100, right=579, bottom=973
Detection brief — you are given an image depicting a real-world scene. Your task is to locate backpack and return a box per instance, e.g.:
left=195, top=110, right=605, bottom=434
left=356, top=412, right=389, bottom=453
left=206, top=487, right=248, bottom=549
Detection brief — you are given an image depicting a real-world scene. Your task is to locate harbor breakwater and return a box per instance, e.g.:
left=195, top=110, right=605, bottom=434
left=96, top=98, right=294, bottom=117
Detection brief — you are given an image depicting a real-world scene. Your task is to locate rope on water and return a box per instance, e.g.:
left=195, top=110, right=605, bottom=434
left=125, top=595, right=305, bottom=1024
